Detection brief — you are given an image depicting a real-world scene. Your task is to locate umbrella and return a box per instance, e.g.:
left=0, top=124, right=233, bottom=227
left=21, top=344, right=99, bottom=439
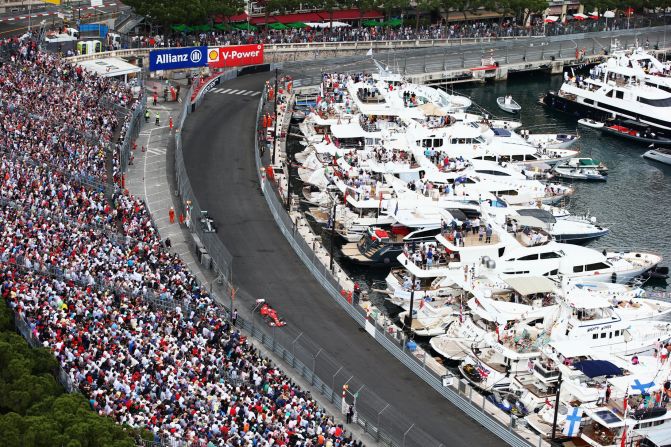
left=194, top=24, right=213, bottom=32
left=362, top=19, right=380, bottom=27
left=267, top=22, right=288, bottom=30
left=384, top=18, right=403, bottom=27
left=235, top=23, right=257, bottom=31
left=625, top=7, right=635, bottom=16
left=286, top=22, right=308, bottom=29
left=214, top=23, right=234, bottom=31
left=171, top=24, right=189, bottom=32
left=544, top=15, right=559, bottom=23
left=603, top=10, right=615, bottom=18
left=589, top=11, right=600, bottom=19
left=572, top=13, right=588, bottom=20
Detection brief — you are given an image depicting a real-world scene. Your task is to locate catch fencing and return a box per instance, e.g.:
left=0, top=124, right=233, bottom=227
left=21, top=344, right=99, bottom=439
left=173, top=71, right=237, bottom=282
left=119, top=96, right=147, bottom=174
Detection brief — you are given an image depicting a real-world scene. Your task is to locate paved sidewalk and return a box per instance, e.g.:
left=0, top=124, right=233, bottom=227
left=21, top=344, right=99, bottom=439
left=125, top=88, right=376, bottom=445
left=125, top=95, right=212, bottom=287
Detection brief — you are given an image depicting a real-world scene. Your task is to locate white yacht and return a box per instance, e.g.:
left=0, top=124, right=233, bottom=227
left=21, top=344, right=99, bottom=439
left=543, top=56, right=671, bottom=133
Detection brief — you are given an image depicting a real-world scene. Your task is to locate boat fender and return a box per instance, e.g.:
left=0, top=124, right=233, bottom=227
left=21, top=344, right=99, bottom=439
left=611, top=272, right=617, bottom=283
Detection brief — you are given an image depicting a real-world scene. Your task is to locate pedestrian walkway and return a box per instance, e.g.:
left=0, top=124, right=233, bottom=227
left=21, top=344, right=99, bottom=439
left=124, top=82, right=376, bottom=445
left=125, top=91, right=213, bottom=286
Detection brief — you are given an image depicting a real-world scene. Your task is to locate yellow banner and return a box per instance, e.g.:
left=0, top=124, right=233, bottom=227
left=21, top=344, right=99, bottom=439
left=44, top=0, right=62, bottom=4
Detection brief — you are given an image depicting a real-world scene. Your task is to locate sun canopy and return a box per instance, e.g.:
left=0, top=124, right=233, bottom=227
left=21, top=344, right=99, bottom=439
left=510, top=214, right=547, bottom=228
left=418, top=102, right=447, bottom=116
left=544, top=15, right=559, bottom=23
left=573, top=360, right=622, bottom=378
left=642, top=426, right=671, bottom=446
left=603, top=10, right=615, bottom=18
left=516, top=208, right=557, bottom=224
left=573, top=13, right=588, bottom=20
left=504, top=276, right=557, bottom=295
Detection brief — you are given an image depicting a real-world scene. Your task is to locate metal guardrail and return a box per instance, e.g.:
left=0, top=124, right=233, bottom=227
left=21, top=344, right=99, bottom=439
left=119, top=96, right=146, bottom=175
left=174, top=74, right=235, bottom=282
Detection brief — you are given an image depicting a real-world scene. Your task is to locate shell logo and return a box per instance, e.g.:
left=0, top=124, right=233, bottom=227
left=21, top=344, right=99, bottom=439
left=208, top=48, right=219, bottom=63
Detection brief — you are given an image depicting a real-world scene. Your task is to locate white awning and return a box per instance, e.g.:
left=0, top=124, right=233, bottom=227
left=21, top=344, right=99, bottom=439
left=77, top=57, right=141, bottom=78
left=510, top=214, right=547, bottom=228
left=330, top=123, right=367, bottom=139
left=503, top=276, right=557, bottom=295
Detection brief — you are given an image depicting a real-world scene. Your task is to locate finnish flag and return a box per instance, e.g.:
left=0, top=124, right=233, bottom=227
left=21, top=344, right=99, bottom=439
left=563, top=406, right=583, bottom=437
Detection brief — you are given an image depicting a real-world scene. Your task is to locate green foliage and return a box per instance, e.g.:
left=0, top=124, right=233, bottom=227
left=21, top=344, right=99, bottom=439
left=124, top=0, right=244, bottom=25
left=0, top=305, right=138, bottom=446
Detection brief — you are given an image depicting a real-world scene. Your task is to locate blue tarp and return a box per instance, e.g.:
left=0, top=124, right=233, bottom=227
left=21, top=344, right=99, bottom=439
left=573, top=360, right=622, bottom=378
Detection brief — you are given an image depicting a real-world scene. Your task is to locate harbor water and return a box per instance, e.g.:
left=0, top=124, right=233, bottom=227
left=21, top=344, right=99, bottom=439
left=289, top=72, right=671, bottom=309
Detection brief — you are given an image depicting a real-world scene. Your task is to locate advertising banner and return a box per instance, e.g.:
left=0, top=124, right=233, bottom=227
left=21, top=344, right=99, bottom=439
left=149, top=47, right=208, bottom=71
left=207, top=44, right=264, bottom=68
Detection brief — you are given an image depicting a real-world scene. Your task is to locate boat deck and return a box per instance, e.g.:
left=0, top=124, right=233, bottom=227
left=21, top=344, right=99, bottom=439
left=446, top=231, right=500, bottom=247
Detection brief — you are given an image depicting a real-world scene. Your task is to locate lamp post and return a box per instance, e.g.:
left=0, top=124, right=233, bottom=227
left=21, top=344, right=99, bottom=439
left=404, top=274, right=416, bottom=335
left=272, top=67, right=279, bottom=164
left=551, top=372, right=564, bottom=440
left=329, top=195, right=337, bottom=271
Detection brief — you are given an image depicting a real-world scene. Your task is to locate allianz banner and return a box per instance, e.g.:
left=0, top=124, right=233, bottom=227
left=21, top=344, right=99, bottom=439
left=207, top=44, right=264, bottom=68
left=149, top=47, right=208, bottom=71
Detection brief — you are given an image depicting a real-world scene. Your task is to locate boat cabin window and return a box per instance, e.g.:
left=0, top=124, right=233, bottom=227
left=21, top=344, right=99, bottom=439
left=573, top=265, right=584, bottom=273
left=600, top=333, right=607, bottom=338
left=616, top=91, right=624, bottom=100
left=584, top=262, right=610, bottom=272
left=494, top=190, right=518, bottom=196
left=540, top=252, right=562, bottom=259
left=475, top=169, right=511, bottom=176
left=637, top=96, right=671, bottom=107
left=584, top=98, right=594, bottom=105
left=517, top=254, right=539, bottom=261
left=503, top=270, right=530, bottom=275
left=450, top=137, right=480, bottom=145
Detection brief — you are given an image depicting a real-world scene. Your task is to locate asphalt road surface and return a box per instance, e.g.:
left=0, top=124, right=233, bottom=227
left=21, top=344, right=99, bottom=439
left=181, top=72, right=506, bottom=445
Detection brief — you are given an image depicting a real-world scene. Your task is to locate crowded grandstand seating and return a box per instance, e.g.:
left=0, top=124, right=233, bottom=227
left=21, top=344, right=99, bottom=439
left=0, top=35, right=360, bottom=447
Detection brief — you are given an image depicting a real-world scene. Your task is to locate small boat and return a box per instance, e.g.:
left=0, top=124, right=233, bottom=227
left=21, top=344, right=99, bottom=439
left=643, top=147, right=671, bottom=166
left=577, top=118, right=604, bottom=128
left=602, top=124, right=671, bottom=146
left=559, top=157, right=608, bottom=174
left=552, top=165, right=607, bottom=181
left=486, top=391, right=530, bottom=417
left=497, top=95, right=521, bottom=113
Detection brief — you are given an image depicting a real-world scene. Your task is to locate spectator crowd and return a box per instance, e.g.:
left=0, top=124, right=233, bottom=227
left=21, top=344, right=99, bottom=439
left=132, top=14, right=657, bottom=50
left=0, top=35, right=360, bottom=447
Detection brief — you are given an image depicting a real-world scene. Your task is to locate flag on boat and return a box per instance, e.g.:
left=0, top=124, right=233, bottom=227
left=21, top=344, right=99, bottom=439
left=620, top=426, right=628, bottom=447
left=476, top=363, right=490, bottom=378
left=562, top=406, right=583, bottom=437
left=366, top=48, right=373, bottom=56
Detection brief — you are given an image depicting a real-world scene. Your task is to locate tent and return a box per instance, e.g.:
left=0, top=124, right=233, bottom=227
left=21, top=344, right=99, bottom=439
left=544, top=15, right=559, bottom=23
left=572, top=13, right=588, bottom=20
left=171, top=24, right=191, bottom=32
left=286, top=22, right=308, bottom=28
left=362, top=19, right=381, bottom=27
left=235, top=23, right=257, bottom=31
left=573, top=360, right=622, bottom=378
left=603, top=10, right=616, bottom=18
left=267, top=22, right=288, bottom=30
left=384, top=18, right=403, bottom=27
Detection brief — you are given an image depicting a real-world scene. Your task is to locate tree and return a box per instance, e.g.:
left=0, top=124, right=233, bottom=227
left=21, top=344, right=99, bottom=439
left=0, top=305, right=139, bottom=446
left=123, top=0, right=211, bottom=26
left=415, top=0, right=441, bottom=30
